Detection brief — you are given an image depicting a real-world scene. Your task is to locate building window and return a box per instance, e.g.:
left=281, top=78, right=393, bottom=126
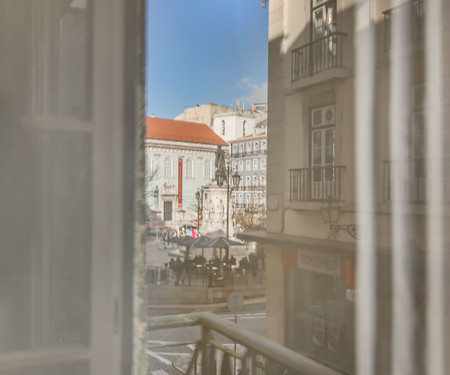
left=260, top=175, right=266, bottom=186
left=146, top=157, right=154, bottom=175
left=239, top=144, right=244, bottom=155
left=247, top=142, right=252, bottom=153
left=254, top=141, right=259, bottom=153
left=186, top=159, right=194, bottom=179
left=204, top=159, right=212, bottom=179
left=222, top=120, right=226, bottom=136
left=246, top=160, right=251, bottom=171
left=253, top=159, right=258, bottom=170
left=243, top=120, right=246, bottom=136
left=253, top=175, right=258, bottom=186
left=261, top=140, right=266, bottom=151
left=232, top=161, right=237, bottom=172
left=238, top=161, right=244, bottom=171
left=245, top=175, right=251, bottom=186
left=311, top=104, right=335, bottom=183
left=260, top=158, right=266, bottom=170
left=232, top=144, right=237, bottom=155
left=164, top=158, right=173, bottom=178
left=311, top=0, right=336, bottom=42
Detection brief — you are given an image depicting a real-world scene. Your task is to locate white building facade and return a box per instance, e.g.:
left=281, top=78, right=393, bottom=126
left=145, top=117, right=228, bottom=231
left=212, top=112, right=256, bottom=143
left=230, top=132, right=267, bottom=210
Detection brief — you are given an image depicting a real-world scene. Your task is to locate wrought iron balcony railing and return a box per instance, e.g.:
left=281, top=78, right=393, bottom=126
left=291, top=32, right=346, bottom=82
left=231, top=150, right=268, bottom=158
left=383, top=0, right=425, bottom=50
left=148, top=312, right=341, bottom=375
left=289, top=166, right=345, bottom=202
left=382, top=158, right=450, bottom=202
left=233, top=185, right=266, bottom=192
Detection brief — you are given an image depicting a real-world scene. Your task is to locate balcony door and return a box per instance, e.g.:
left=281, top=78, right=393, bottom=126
left=311, top=0, right=337, bottom=71
left=311, top=105, right=336, bottom=199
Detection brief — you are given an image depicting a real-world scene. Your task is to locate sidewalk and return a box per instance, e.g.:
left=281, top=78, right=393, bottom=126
left=148, top=296, right=266, bottom=311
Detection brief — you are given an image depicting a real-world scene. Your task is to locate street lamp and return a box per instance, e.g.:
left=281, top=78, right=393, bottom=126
left=320, top=197, right=358, bottom=239
left=195, top=187, right=207, bottom=234
left=216, top=163, right=241, bottom=238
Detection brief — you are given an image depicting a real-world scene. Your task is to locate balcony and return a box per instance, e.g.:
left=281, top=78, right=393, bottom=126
left=148, top=312, right=341, bottom=375
left=382, top=159, right=450, bottom=202
left=383, top=0, right=425, bottom=50
left=289, top=166, right=345, bottom=202
left=291, top=32, right=346, bottom=84
left=231, top=150, right=267, bottom=158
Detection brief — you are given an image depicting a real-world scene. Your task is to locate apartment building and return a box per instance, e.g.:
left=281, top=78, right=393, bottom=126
left=239, top=0, right=450, bottom=374
left=230, top=132, right=267, bottom=211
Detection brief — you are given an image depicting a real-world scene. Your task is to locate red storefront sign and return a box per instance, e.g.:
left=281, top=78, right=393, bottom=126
left=178, top=158, right=182, bottom=207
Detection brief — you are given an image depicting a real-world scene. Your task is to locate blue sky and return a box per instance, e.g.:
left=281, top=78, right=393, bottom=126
left=146, top=0, right=268, bottom=119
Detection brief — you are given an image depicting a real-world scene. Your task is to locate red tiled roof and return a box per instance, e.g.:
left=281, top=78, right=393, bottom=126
left=146, top=117, right=227, bottom=146
left=231, top=132, right=267, bottom=142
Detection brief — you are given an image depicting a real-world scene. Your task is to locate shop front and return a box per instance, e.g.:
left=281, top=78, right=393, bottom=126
left=283, top=247, right=356, bottom=374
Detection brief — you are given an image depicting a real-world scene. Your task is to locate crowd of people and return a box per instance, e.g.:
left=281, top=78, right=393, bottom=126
left=163, top=251, right=266, bottom=287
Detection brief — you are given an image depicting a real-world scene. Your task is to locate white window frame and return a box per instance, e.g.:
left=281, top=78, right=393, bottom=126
left=260, top=158, right=266, bottom=170
left=164, top=158, right=173, bottom=178
left=204, top=159, right=212, bottom=179
left=261, top=140, right=266, bottom=151
left=253, top=159, right=258, bottom=170
left=246, top=160, right=251, bottom=171
left=185, top=158, right=194, bottom=179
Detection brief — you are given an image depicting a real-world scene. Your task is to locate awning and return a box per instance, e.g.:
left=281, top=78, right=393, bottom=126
left=236, top=230, right=356, bottom=255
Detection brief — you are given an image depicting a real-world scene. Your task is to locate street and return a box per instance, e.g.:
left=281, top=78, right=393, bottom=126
left=147, top=306, right=266, bottom=375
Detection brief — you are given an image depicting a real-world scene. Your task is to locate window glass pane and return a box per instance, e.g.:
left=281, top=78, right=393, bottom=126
left=325, top=129, right=335, bottom=146
left=313, top=7, right=325, bottom=40
left=0, top=129, right=92, bottom=353
left=0, top=1, right=93, bottom=118
left=313, top=149, right=322, bottom=165
left=313, top=110, right=322, bottom=126
left=313, top=132, right=322, bottom=148
left=325, top=147, right=334, bottom=164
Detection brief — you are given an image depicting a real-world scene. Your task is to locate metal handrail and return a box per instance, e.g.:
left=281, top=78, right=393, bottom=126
left=289, top=166, right=345, bottom=201
left=291, top=32, right=346, bottom=82
left=231, top=150, right=267, bottom=158
left=381, top=158, right=449, bottom=202
left=148, top=312, right=342, bottom=375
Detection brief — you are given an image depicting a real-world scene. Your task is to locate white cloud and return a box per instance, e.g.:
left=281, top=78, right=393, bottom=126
left=235, top=78, right=267, bottom=107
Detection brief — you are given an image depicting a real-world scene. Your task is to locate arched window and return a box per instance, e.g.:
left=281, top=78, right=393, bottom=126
left=204, top=159, right=212, bottom=179
left=186, top=159, right=194, bottom=178
left=222, top=120, right=225, bottom=136
left=164, top=158, right=172, bottom=178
